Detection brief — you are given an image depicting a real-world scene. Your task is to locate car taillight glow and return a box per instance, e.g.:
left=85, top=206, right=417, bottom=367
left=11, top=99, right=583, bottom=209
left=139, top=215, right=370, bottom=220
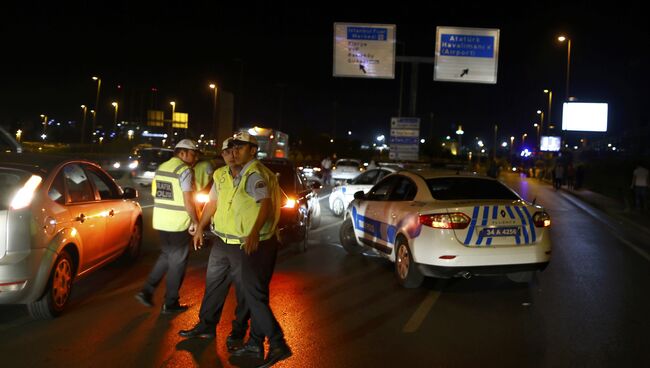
left=10, top=175, right=42, bottom=210
left=419, top=213, right=470, bottom=229
left=283, top=198, right=296, bottom=208
left=533, top=211, right=551, bottom=227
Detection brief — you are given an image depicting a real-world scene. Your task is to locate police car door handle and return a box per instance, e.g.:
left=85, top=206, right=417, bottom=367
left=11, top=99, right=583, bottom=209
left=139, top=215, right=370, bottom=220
left=76, top=213, right=86, bottom=223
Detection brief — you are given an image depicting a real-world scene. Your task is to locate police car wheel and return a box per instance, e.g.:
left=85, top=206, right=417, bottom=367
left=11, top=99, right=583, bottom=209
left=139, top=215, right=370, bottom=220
left=395, top=241, right=424, bottom=288
left=331, top=199, right=345, bottom=217
left=340, top=218, right=363, bottom=255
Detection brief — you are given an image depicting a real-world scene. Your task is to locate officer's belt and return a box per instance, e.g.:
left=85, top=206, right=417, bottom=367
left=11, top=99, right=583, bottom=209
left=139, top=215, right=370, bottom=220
left=213, top=230, right=246, bottom=244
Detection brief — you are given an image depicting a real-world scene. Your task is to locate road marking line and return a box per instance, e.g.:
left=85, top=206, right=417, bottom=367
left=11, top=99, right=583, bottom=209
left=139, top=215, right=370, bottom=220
left=310, top=220, right=343, bottom=233
left=319, top=194, right=331, bottom=201
left=402, top=291, right=441, bottom=333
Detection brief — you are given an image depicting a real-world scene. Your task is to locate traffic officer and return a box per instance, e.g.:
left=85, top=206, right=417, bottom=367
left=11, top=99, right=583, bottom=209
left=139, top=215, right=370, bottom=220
left=178, top=137, right=252, bottom=351
left=135, top=139, right=200, bottom=314
left=226, top=131, right=292, bottom=368
left=194, top=155, right=219, bottom=192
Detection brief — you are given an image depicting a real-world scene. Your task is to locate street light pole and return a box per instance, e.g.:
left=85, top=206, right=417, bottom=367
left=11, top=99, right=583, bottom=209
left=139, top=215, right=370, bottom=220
left=92, top=76, right=101, bottom=131
left=40, top=114, right=47, bottom=135
left=169, top=101, right=176, bottom=144
left=544, top=89, right=553, bottom=134
left=558, top=36, right=572, bottom=100
left=80, top=105, right=88, bottom=144
left=209, top=84, right=218, bottom=139
left=111, top=102, right=118, bottom=132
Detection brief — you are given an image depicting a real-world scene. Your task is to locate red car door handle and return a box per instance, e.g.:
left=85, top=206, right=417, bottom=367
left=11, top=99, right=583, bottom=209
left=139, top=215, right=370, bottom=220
left=76, top=213, right=86, bottom=223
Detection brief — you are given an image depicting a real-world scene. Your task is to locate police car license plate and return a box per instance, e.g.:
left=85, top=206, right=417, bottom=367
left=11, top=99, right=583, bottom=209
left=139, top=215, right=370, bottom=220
left=479, top=226, right=520, bottom=237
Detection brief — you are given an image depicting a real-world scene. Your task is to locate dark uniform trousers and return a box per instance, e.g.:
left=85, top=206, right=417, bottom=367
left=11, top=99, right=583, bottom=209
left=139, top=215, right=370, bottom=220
left=143, top=230, right=190, bottom=305
left=241, top=236, right=285, bottom=348
left=197, top=236, right=251, bottom=336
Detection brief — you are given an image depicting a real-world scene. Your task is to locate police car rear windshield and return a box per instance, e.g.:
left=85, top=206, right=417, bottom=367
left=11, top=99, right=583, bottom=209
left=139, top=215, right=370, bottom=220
left=426, top=177, right=519, bottom=200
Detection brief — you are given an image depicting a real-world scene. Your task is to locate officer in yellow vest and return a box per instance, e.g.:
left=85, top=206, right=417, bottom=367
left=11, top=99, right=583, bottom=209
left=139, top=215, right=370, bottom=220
left=223, top=131, right=292, bottom=368
left=178, top=137, right=252, bottom=351
left=135, top=139, right=200, bottom=314
left=194, top=156, right=219, bottom=193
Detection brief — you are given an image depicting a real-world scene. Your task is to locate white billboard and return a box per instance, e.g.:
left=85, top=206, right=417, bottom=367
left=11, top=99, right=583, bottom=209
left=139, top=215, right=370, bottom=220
left=434, top=26, right=500, bottom=84
left=562, top=102, right=608, bottom=132
left=333, top=23, right=396, bottom=79
left=540, top=136, right=561, bottom=152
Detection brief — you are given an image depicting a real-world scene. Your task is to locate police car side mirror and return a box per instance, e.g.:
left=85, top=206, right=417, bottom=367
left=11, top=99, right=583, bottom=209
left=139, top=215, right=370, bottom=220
left=353, top=191, right=365, bottom=200
left=123, top=187, right=139, bottom=199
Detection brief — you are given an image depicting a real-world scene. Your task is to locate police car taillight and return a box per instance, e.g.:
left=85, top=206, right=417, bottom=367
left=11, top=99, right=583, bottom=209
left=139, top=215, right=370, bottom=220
left=533, top=211, right=551, bottom=227
left=419, top=213, right=470, bottom=229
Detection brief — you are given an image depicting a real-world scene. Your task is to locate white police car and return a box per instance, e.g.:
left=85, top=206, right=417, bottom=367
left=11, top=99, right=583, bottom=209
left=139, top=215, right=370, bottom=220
left=339, top=170, right=552, bottom=288
left=328, top=167, right=396, bottom=217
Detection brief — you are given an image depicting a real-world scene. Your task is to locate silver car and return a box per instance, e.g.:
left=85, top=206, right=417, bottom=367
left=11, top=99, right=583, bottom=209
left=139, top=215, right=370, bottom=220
left=0, top=154, right=142, bottom=318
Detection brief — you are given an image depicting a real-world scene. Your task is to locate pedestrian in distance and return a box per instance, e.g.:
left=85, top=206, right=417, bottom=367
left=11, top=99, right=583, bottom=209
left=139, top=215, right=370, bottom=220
left=631, top=162, right=649, bottom=211
left=320, top=155, right=332, bottom=186
left=178, top=137, right=252, bottom=352
left=553, top=163, right=564, bottom=191
left=225, top=131, right=292, bottom=368
left=566, top=162, right=576, bottom=190
left=135, top=139, right=201, bottom=314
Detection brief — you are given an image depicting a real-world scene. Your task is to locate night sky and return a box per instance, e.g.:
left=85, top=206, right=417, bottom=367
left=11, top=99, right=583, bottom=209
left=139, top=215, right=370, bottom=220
left=1, top=1, right=647, bottom=145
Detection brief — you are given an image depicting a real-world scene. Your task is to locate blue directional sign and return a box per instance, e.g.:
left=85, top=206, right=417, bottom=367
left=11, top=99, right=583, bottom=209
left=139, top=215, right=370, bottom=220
left=434, top=27, right=500, bottom=84
left=440, top=34, right=494, bottom=58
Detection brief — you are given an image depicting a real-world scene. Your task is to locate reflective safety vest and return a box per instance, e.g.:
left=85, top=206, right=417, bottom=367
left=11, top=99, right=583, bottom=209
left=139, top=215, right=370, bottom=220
left=194, top=159, right=218, bottom=192
left=212, top=160, right=281, bottom=244
left=152, top=157, right=191, bottom=231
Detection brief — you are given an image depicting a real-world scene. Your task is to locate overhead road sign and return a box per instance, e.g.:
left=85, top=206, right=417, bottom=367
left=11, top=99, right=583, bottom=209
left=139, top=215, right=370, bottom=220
left=390, top=117, right=420, bottom=161
left=333, top=22, right=396, bottom=79
left=434, top=26, right=500, bottom=84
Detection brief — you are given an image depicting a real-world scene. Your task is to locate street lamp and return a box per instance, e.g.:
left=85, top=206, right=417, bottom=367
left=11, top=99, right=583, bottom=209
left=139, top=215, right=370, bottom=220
left=534, top=123, right=540, bottom=149
left=557, top=36, right=572, bottom=100
left=40, top=114, right=47, bottom=135
left=209, top=83, right=218, bottom=138
left=169, top=101, right=176, bottom=141
left=111, top=102, right=119, bottom=133
left=456, top=125, right=464, bottom=155
left=92, top=76, right=101, bottom=131
left=80, top=105, right=88, bottom=144
left=536, top=110, right=544, bottom=146
left=522, top=133, right=528, bottom=148
left=544, top=89, right=553, bottom=133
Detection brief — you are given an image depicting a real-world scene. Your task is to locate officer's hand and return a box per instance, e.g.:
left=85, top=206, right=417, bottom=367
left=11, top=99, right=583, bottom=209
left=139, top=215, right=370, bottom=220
left=193, top=230, right=203, bottom=250
left=188, top=223, right=197, bottom=236
left=243, top=231, right=260, bottom=255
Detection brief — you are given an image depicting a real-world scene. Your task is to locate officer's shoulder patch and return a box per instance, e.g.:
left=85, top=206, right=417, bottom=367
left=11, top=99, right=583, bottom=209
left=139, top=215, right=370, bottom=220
left=255, top=180, right=267, bottom=189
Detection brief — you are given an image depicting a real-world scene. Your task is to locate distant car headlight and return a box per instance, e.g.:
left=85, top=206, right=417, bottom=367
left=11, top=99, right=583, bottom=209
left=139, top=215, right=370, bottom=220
left=195, top=193, right=210, bottom=204
left=283, top=198, right=296, bottom=208
left=112, top=162, right=121, bottom=169
left=313, top=167, right=321, bottom=172
left=128, top=160, right=139, bottom=169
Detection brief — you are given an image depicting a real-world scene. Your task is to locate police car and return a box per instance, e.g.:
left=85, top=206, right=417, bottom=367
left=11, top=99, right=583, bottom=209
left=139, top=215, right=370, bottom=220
left=328, top=167, right=396, bottom=217
left=339, top=170, right=551, bottom=288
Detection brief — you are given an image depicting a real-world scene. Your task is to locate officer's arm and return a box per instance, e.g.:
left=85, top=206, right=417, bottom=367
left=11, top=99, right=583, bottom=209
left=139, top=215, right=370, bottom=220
left=183, top=191, right=200, bottom=225
left=243, top=198, right=271, bottom=255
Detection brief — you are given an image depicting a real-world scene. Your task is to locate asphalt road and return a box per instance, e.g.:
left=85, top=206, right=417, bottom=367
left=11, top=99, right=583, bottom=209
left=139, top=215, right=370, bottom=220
left=1, top=172, right=648, bottom=367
